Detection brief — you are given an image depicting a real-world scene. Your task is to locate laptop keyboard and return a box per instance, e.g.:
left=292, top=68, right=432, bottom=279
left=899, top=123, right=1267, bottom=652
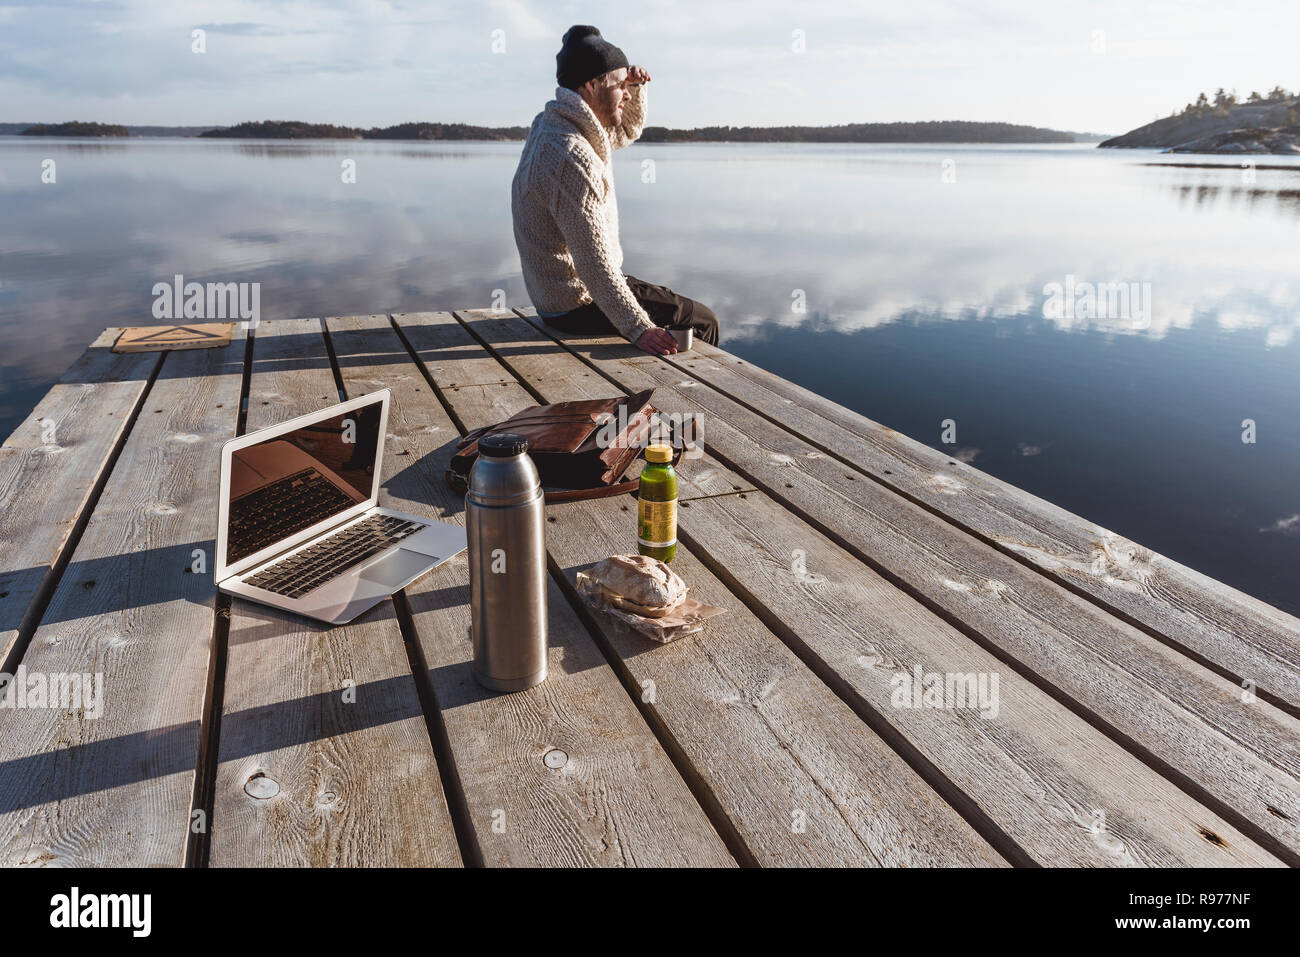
left=243, top=513, right=427, bottom=599
left=230, top=467, right=358, bottom=562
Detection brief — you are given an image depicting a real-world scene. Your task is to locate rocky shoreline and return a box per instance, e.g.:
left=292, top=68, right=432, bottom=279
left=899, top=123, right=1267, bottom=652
left=1168, top=127, right=1300, bottom=154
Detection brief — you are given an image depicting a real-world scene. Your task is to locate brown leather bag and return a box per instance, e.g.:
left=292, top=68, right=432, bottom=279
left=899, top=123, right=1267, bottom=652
left=445, top=389, right=681, bottom=502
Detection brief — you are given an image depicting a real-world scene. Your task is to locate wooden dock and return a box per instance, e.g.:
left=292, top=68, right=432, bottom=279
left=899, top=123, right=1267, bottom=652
left=0, top=308, right=1296, bottom=868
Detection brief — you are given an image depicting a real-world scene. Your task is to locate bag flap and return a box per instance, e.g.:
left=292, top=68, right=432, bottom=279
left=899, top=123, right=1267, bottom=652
left=454, top=407, right=595, bottom=458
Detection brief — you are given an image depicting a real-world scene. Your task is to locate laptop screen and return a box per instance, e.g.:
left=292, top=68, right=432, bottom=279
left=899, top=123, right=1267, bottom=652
left=226, top=398, right=383, bottom=564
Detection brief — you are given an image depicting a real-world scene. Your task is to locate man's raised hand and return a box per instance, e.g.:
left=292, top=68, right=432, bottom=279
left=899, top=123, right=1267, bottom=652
left=627, top=65, right=651, bottom=84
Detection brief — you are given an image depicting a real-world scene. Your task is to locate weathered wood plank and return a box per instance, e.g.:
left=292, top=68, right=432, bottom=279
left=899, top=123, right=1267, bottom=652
left=0, top=330, right=161, bottom=673
left=677, top=338, right=1300, bottom=711
left=683, top=492, right=1280, bottom=866
left=400, top=309, right=1008, bottom=867
left=210, top=317, right=462, bottom=867
left=520, top=312, right=1300, bottom=862
left=456, top=309, right=1284, bottom=866
left=375, top=312, right=734, bottom=866
left=390, top=311, right=514, bottom=390
left=0, top=330, right=245, bottom=866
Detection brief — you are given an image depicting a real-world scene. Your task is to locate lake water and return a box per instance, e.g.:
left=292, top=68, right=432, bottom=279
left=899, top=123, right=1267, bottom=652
left=1, top=138, right=1297, bottom=614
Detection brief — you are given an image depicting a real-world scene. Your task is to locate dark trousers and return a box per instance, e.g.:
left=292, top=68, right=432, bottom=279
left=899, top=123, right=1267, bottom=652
left=540, top=274, right=720, bottom=345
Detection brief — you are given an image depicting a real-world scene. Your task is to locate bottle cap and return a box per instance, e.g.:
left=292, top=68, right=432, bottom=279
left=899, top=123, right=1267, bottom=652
left=645, top=444, right=672, bottom=463
left=479, top=432, right=529, bottom=458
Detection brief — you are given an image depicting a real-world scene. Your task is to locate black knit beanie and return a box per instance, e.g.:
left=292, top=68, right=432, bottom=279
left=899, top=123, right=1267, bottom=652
left=556, top=25, right=628, bottom=90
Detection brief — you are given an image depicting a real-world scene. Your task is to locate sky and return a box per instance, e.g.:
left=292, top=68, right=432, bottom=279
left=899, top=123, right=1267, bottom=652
left=1, top=0, right=1297, bottom=134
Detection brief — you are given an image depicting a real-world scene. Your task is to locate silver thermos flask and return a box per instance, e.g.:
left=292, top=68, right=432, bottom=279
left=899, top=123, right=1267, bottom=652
left=467, top=432, right=548, bottom=691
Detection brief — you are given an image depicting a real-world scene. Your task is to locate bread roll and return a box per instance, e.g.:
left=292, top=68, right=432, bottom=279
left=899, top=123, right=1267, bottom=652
left=588, top=554, right=687, bottom=617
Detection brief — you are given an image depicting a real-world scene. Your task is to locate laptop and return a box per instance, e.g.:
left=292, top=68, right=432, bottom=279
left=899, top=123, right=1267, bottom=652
left=216, top=389, right=466, bottom=624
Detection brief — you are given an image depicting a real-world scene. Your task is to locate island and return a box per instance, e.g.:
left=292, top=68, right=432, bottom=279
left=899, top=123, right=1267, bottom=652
left=638, top=120, right=1094, bottom=143
left=198, top=120, right=528, bottom=140
left=195, top=118, right=1095, bottom=143
left=1100, top=87, right=1300, bottom=154
left=19, top=121, right=129, bottom=137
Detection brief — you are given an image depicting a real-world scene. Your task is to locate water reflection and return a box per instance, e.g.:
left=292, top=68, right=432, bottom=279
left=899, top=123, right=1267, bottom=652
left=1169, top=182, right=1300, bottom=216
left=221, top=141, right=495, bottom=161
left=0, top=140, right=133, bottom=155
left=3, top=139, right=1297, bottom=375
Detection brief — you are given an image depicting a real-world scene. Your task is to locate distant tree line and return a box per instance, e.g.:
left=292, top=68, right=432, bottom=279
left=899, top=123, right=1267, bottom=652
left=1174, top=86, right=1300, bottom=124
left=199, top=120, right=528, bottom=140
left=20, top=121, right=129, bottom=136
left=15, top=117, right=1085, bottom=143
left=202, top=119, right=1076, bottom=143
left=640, top=120, right=1075, bottom=143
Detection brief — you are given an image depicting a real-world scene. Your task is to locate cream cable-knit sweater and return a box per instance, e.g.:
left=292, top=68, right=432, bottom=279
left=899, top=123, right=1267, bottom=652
left=511, top=83, right=656, bottom=343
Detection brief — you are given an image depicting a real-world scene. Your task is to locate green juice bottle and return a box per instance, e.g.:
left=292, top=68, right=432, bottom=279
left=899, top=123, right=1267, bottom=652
left=637, top=444, right=677, bottom=562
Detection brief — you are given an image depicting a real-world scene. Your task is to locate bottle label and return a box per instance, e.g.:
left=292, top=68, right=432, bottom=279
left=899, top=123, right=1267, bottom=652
left=637, top=498, right=677, bottom=548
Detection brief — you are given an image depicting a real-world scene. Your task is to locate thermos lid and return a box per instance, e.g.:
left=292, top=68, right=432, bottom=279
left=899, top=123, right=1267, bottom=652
left=645, top=444, right=672, bottom=463
left=480, top=432, right=529, bottom=458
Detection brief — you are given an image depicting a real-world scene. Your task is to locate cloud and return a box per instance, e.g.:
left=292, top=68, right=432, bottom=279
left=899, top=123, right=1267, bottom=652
left=484, top=0, right=552, bottom=40
left=194, top=22, right=321, bottom=37
left=1260, top=514, right=1300, bottom=535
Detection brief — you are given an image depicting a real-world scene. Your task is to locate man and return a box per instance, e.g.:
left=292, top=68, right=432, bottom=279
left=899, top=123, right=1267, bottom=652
left=511, top=25, right=720, bottom=356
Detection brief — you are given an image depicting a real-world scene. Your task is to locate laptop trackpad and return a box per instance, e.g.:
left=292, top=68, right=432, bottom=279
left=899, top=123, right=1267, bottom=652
left=359, top=548, right=436, bottom=588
